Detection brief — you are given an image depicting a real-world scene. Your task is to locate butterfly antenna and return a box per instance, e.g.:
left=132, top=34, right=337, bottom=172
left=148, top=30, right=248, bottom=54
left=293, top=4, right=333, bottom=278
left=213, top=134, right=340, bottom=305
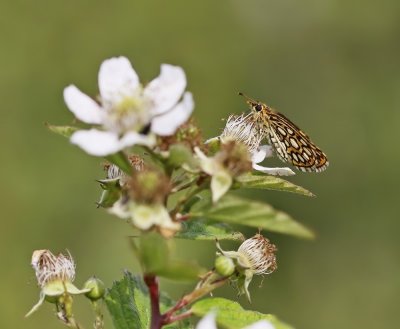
left=238, top=92, right=258, bottom=104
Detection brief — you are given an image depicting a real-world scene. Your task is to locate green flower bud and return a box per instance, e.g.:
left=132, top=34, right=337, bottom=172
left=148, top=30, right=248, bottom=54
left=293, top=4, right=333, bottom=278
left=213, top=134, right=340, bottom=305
left=83, top=277, right=106, bottom=301
left=215, top=255, right=235, bottom=276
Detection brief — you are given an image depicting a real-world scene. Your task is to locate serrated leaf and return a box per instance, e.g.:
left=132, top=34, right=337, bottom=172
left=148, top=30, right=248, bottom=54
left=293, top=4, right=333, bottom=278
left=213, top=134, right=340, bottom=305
left=190, top=195, right=314, bottom=239
left=133, top=233, right=205, bottom=281
left=105, top=272, right=193, bottom=329
left=191, top=297, right=294, bottom=329
left=46, top=123, right=78, bottom=138
left=235, top=173, right=314, bottom=197
left=105, top=271, right=149, bottom=329
left=176, top=220, right=244, bottom=241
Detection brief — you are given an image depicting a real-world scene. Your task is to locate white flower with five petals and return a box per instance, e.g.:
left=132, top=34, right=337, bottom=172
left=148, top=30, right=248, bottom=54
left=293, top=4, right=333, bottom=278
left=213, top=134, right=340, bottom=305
left=64, top=56, right=194, bottom=156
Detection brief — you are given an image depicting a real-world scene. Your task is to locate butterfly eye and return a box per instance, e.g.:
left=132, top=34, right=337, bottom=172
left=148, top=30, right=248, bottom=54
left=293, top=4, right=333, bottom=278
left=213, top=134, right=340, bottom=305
left=254, top=104, right=263, bottom=112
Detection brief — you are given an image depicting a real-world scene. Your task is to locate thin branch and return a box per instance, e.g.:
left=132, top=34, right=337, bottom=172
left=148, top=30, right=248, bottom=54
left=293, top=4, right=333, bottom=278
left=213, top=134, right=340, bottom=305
left=144, top=275, right=162, bottom=329
left=162, top=274, right=228, bottom=324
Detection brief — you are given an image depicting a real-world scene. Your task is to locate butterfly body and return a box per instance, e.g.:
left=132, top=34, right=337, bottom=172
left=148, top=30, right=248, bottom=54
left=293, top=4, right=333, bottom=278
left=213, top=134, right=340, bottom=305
left=240, top=93, right=329, bottom=173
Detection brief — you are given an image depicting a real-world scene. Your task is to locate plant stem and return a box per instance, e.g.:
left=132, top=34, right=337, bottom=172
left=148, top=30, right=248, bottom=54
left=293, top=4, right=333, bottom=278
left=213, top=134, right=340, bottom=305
left=144, top=274, right=162, bottom=329
left=171, top=179, right=208, bottom=216
left=91, top=300, right=105, bottom=329
left=162, top=274, right=228, bottom=325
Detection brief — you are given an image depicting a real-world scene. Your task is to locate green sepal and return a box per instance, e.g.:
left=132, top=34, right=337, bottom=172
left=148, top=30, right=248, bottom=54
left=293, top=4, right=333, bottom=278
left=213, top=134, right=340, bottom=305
left=96, top=178, right=121, bottom=208
left=46, top=123, right=78, bottom=138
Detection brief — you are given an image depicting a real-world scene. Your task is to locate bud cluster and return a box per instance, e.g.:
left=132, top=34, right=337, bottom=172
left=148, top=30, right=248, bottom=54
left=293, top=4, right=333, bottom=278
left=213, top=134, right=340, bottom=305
left=157, top=119, right=205, bottom=151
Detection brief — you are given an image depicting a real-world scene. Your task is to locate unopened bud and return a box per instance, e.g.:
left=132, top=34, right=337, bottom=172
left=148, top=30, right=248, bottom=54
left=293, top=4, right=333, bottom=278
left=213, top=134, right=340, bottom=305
left=83, top=277, right=105, bottom=301
left=215, top=255, right=235, bottom=276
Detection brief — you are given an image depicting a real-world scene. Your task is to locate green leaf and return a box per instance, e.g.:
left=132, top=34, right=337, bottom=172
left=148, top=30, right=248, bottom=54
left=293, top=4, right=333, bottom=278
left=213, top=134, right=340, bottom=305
left=132, top=233, right=205, bottom=281
left=45, top=123, right=78, bottom=138
left=235, top=173, right=314, bottom=197
left=191, top=297, right=294, bottom=329
left=105, top=272, right=193, bottom=329
left=105, top=271, right=150, bottom=329
left=190, top=195, right=314, bottom=239
left=176, top=220, right=244, bottom=241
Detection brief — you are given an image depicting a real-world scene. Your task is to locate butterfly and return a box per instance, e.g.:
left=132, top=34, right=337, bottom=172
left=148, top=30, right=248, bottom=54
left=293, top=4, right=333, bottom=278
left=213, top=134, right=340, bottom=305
left=239, top=93, right=329, bottom=172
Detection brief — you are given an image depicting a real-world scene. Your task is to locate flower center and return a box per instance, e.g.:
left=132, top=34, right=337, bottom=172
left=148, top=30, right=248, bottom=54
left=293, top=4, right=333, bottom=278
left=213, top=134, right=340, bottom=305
left=104, top=93, right=152, bottom=134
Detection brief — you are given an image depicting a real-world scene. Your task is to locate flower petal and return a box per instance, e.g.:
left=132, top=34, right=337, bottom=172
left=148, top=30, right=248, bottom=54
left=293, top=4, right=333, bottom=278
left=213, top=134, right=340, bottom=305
left=253, top=164, right=295, bottom=176
left=70, top=129, right=154, bottom=156
left=98, top=56, right=140, bottom=105
left=211, top=170, right=232, bottom=203
left=196, top=312, right=217, bottom=329
left=194, top=147, right=220, bottom=175
left=129, top=203, right=173, bottom=230
left=244, top=320, right=275, bottom=329
left=252, top=145, right=274, bottom=164
left=63, top=85, right=103, bottom=124
left=144, top=64, right=186, bottom=115
left=151, top=92, right=194, bottom=136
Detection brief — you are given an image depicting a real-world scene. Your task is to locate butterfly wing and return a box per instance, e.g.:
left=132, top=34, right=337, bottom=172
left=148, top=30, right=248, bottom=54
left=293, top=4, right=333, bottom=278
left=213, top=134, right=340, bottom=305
left=266, top=111, right=329, bottom=172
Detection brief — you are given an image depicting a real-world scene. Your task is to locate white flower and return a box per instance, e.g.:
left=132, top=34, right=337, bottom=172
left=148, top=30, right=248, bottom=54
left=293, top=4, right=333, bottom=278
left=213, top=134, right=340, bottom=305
left=196, top=312, right=275, bottom=329
left=64, top=56, right=194, bottom=156
left=218, top=114, right=295, bottom=176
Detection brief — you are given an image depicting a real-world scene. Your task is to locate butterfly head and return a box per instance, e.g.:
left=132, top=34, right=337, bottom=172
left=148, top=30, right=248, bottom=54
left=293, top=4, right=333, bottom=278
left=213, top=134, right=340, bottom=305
left=238, top=92, right=265, bottom=113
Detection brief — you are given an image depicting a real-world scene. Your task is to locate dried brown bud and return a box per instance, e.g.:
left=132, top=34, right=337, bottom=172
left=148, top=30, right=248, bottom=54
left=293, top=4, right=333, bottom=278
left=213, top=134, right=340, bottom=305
left=238, top=234, right=277, bottom=275
left=158, top=118, right=206, bottom=152
left=216, top=140, right=252, bottom=176
left=128, top=170, right=171, bottom=204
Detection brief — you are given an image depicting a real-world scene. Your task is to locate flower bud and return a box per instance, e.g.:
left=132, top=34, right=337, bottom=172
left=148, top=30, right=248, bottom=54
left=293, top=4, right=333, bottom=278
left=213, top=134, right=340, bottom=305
left=215, top=255, right=235, bottom=276
left=83, top=277, right=106, bottom=301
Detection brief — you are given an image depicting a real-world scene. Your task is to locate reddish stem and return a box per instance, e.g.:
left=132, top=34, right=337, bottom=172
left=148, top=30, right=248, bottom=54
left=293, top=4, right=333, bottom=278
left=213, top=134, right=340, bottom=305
left=163, top=310, right=193, bottom=325
left=144, top=275, right=162, bottom=329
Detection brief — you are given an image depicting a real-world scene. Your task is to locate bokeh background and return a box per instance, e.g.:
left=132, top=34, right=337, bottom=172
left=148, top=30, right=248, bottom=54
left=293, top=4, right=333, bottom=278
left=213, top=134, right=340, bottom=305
left=1, top=0, right=399, bottom=328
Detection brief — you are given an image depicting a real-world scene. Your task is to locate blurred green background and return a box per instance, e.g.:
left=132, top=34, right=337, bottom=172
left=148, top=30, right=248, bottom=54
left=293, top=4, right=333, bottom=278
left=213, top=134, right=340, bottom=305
left=1, top=0, right=399, bottom=328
